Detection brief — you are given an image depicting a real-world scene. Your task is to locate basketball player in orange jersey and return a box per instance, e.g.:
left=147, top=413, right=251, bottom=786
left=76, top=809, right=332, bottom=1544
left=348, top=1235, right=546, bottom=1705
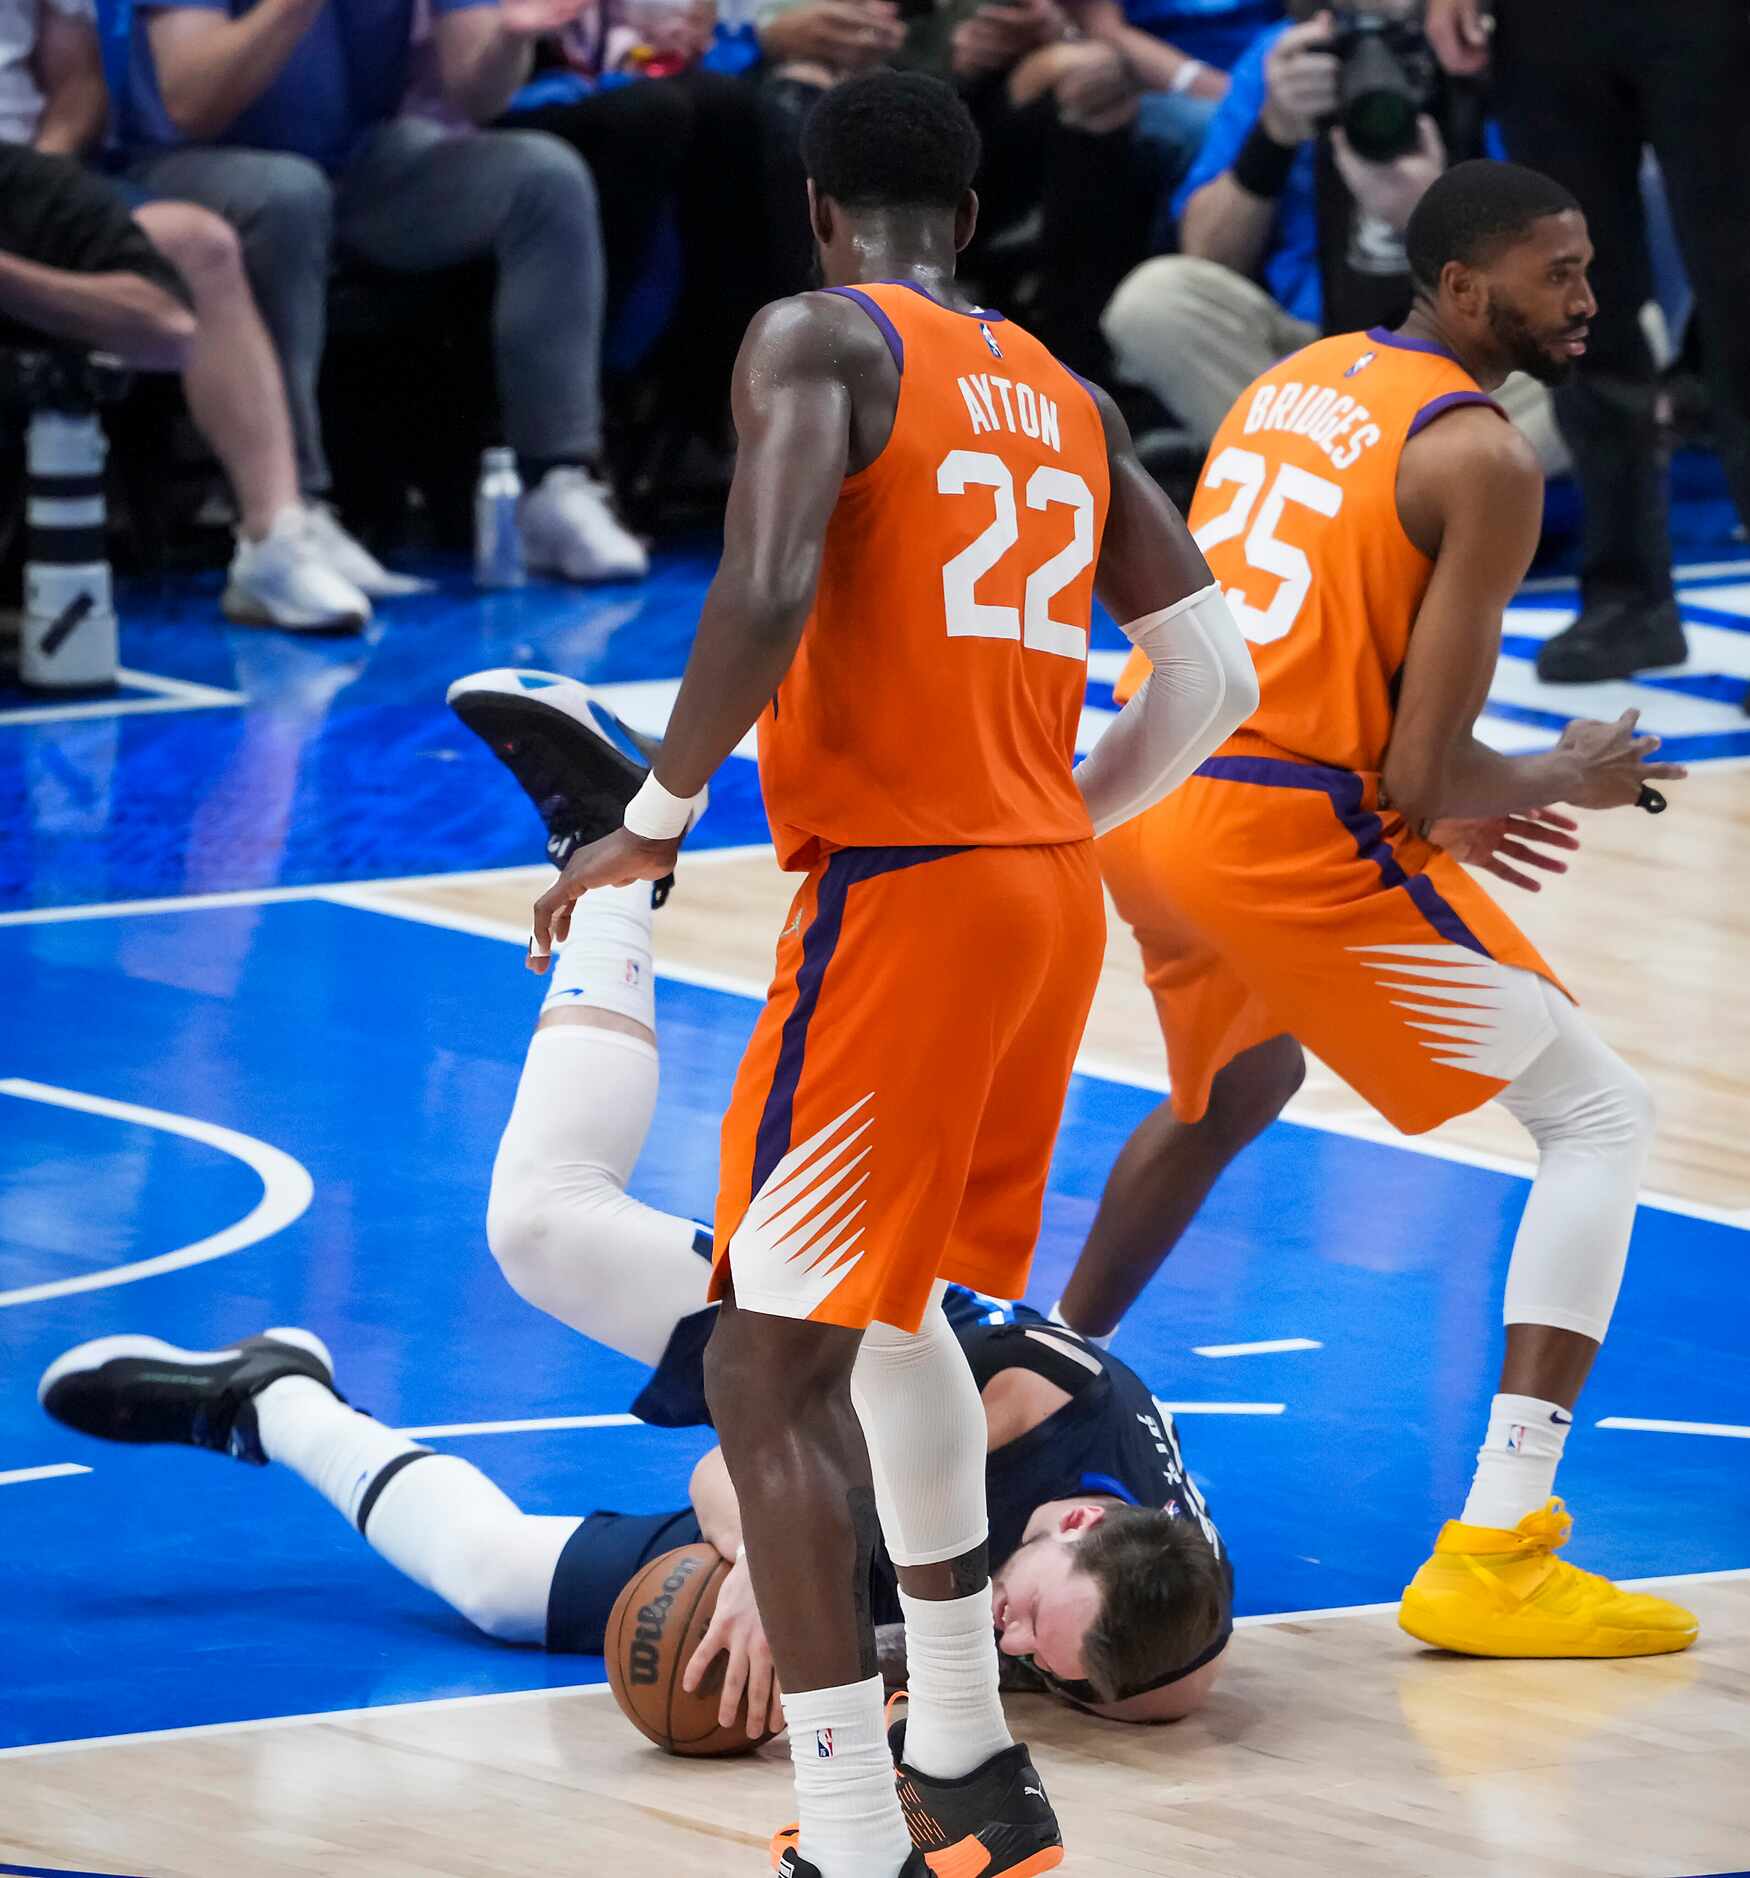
left=525, top=68, right=1258, bottom=1878
left=1051, top=159, right=1699, bottom=1663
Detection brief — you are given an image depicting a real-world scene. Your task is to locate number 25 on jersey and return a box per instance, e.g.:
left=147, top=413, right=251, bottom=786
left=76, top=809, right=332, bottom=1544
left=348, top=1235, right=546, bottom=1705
left=1194, top=445, right=1343, bottom=646
left=936, top=449, right=1095, bottom=661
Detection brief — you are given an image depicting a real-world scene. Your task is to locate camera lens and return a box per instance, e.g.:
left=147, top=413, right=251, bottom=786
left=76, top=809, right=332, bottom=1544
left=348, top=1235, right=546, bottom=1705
left=1338, top=29, right=1423, bottom=162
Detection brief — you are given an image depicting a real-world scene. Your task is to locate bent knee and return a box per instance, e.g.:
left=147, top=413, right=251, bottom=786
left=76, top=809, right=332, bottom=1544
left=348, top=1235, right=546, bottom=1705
left=1103, top=255, right=1232, bottom=359
left=491, top=128, right=598, bottom=212
left=134, top=201, right=244, bottom=286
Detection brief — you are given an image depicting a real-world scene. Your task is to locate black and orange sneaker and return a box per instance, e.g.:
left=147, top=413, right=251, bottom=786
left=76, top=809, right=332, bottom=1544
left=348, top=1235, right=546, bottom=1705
left=888, top=1719, right=1065, bottom=1876
left=769, top=1826, right=928, bottom=1876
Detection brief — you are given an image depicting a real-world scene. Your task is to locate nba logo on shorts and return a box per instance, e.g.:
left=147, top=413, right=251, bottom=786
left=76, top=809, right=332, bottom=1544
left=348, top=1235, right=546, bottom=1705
left=816, top=1728, right=834, bottom=1758
left=1344, top=350, right=1376, bottom=378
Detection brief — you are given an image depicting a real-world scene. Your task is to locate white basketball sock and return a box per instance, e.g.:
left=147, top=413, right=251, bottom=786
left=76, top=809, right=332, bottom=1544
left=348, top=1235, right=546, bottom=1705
left=364, top=1452, right=583, bottom=1644
left=539, top=880, right=659, bottom=1026
left=254, top=1376, right=582, bottom=1643
left=255, top=1375, right=423, bottom=1527
left=487, top=891, right=710, bottom=1364
left=1460, top=1392, right=1574, bottom=1532
left=895, top=1587, right=1010, bottom=1779
left=781, top=1673, right=913, bottom=1878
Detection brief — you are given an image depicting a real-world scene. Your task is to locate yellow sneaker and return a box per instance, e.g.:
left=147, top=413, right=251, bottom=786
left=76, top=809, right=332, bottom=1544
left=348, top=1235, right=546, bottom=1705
left=1398, top=1499, right=1700, bottom=1659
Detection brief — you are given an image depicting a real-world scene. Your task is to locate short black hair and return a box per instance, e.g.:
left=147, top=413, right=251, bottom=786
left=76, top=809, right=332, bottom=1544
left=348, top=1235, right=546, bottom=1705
left=1406, top=159, right=1581, bottom=294
left=801, top=72, right=981, bottom=212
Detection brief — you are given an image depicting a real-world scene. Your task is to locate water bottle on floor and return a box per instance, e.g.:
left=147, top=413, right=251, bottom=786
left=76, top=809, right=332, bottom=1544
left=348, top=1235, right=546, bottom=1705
left=475, top=447, right=525, bottom=589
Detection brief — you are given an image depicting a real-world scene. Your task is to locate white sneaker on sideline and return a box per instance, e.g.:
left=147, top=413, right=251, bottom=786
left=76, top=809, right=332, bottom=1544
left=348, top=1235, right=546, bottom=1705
left=304, top=501, right=433, bottom=598
left=520, top=468, right=649, bottom=583
left=223, top=508, right=371, bottom=632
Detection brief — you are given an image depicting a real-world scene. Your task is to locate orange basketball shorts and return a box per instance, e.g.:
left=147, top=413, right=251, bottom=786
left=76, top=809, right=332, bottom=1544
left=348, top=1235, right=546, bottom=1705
left=712, top=840, right=1104, bottom=1334
left=1097, top=750, right=1569, bottom=1136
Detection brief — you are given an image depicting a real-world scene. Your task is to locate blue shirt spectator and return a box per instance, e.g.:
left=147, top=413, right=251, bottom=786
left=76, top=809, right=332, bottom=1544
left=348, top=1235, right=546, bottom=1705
left=122, top=0, right=492, bottom=171
left=1171, top=18, right=1319, bottom=324
left=1120, top=0, right=1279, bottom=72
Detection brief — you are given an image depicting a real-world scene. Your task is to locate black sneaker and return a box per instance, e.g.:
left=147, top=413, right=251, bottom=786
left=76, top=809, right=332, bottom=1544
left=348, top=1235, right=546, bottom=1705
left=888, top=1719, right=1064, bottom=1875
left=39, top=1329, right=337, bottom=1466
left=1534, top=597, right=1687, bottom=683
left=769, top=1828, right=928, bottom=1876
left=445, top=669, right=707, bottom=902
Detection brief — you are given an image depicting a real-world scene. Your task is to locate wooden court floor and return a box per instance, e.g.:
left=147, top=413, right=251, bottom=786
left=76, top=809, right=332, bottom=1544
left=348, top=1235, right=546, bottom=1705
left=4, top=1583, right=1747, bottom=1876
left=8, top=772, right=1746, bottom=1878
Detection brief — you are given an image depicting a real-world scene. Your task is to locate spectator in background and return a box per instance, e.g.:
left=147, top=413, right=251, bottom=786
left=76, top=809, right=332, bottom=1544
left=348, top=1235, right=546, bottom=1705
left=1103, top=2, right=1563, bottom=475
left=121, top=0, right=647, bottom=584
left=499, top=0, right=809, bottom=424
left=0, top=141, right=193, bottom=368
left=1428, top=0, right=1750, bottom=687
left=3, top=0, right=377, bottom=628
left=948, top=0, right=1277, bottom=375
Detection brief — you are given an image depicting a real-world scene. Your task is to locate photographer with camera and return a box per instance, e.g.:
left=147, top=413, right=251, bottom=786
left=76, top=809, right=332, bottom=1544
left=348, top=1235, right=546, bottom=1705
left=1102, top=1, right=1562, bottom=471
left=1427, top=0, right=1750, bottom=689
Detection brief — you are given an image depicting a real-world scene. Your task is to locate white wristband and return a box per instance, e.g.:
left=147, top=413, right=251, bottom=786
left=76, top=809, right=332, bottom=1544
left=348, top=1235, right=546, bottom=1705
left=1170, top=57, right=1205, bottom=93
left=623, top=772, right=700, bottom=841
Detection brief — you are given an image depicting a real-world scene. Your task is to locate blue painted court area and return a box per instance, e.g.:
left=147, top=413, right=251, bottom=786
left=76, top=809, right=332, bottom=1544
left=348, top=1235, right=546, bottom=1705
left=2, top=899, right=1747, bottom=1752
left=4, top=542, right=1749, bottom=918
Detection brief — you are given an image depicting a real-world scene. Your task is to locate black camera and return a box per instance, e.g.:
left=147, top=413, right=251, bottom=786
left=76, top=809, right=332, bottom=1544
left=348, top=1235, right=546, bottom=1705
left=1328, top=6, right=1438, bottom=163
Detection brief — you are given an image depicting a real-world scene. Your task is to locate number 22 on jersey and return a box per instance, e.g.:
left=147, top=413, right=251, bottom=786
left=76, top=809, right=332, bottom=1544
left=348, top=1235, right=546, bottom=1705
left=1194, top=445, right=1343, bottom=646
left=936, top=449, right=1095, bottom=661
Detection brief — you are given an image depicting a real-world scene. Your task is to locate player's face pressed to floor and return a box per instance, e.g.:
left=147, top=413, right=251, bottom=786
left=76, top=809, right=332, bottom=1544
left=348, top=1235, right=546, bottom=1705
left=1479, top=208, right=1597, bottom=388
left=989, top=1534, right=1105, bottom=1682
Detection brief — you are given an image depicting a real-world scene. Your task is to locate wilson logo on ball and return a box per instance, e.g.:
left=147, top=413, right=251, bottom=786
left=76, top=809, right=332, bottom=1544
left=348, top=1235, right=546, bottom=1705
left=628, top=1556, right=701, bottom=1685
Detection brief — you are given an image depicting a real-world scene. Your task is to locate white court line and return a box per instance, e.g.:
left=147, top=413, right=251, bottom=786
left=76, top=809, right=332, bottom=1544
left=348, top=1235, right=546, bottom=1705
left=0, top=1462, right=91, bottom=1487
left=8, top=1564, right=1749, bottom=1764
left=0, top=852, right=774, bottom=931
left=1597, top=1417, right=1750, bottom=1440
left=397, top=1413, right=642, bottom=1439
left=7, top=877, right=1746, bottom=1232
left=0, top=1081, right=313, bottom=1308
left=0, top=667, right=245, bottom=728
left=1193, top=1338, right=1322, bottom=1359
left=1154, top=1401, right=1284, bottom=1416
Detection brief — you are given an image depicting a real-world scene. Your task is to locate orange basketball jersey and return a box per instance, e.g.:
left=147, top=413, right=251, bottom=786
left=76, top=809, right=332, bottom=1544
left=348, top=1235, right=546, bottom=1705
left=758, top=282, right=1110, bottom=870
left=1115, top=328, right=1502, bottom=774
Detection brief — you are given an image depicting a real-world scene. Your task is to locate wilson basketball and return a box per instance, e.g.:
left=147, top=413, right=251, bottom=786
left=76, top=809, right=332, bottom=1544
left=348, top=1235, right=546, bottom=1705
left=604, top=1542, right=776, bottom=1757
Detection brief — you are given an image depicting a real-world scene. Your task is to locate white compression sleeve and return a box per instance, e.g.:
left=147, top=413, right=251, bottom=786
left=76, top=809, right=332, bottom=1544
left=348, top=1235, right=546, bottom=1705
left=1494, top=978, right=1655, bottom=1343
left=1074, top=582, right=1259, bottom=836
left=849, top=1281, right=989, bottom=1568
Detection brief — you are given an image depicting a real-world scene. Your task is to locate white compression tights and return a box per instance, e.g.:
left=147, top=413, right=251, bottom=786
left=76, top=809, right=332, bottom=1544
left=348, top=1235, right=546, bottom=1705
left=1495, top=977, right=1656, bottom=1344
left=486, top=885, right=709, bottom=1366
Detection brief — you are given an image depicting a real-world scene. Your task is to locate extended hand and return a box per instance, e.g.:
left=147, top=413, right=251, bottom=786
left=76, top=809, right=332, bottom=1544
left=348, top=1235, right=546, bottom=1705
left=762, top=0, right=904, bottom=69
left=498, top=0, right=594, bottom=36
left=952, top=0, right=1065, bottom=77
left=1052, top=39, right=1140, bottom=133
left=680, top=1553, right=784, bottom=1738
left=1429, top=808, right=1580, bottom=892
left=1424, top=0, right=1491, bottom=75
left=528, top=827, right=680, bottom=969
left=1260, top=10, right=1338, bottom=145
left=1331, top=114, right=1447, bottom=235
left=1557, top=708, right=1688, bottom=811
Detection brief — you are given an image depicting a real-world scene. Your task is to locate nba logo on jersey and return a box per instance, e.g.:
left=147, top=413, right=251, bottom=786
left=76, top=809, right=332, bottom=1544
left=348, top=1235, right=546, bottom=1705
left=979, top=321, right=1003, bottom=359
left=1344, top=350, right=1377, bottom=378
left=816, top=1728, right=835, bottom=1758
